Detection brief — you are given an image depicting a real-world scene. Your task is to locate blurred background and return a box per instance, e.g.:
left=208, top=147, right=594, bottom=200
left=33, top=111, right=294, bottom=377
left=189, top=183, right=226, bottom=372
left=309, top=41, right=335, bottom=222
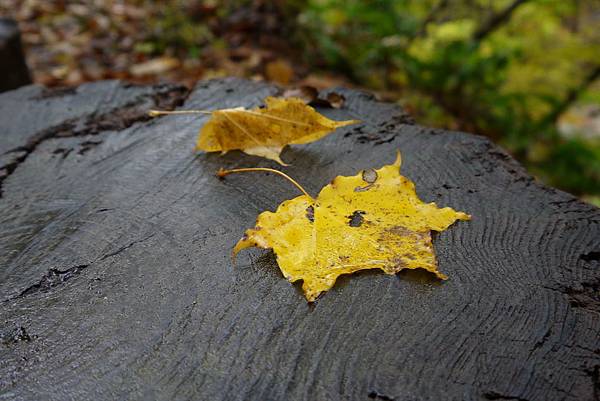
left=1, top=0, right=599, bottom=204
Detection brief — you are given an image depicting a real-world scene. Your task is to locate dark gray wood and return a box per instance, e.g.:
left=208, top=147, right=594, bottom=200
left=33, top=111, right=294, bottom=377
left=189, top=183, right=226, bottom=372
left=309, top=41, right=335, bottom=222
left=0, top=78, right=598, bottom=401
left=0, top=18, right=31, bottom=93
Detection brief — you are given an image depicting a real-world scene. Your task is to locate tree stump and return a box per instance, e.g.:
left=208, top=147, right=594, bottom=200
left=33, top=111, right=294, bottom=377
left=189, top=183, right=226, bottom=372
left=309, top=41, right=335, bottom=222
left=0, top=18, right=31, bottom=93
left=0, top=78, right=598, bottom=401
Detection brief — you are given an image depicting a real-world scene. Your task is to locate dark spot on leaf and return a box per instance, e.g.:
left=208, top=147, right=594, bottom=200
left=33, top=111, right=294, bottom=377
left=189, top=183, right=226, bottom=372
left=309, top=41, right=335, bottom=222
left=306, top=205, right=315, bottom=223
left=387, top=225, right=413, bottom=236
left=348, top=210, right=366, bottom=227
left=354, top=184, right=373, bottom=192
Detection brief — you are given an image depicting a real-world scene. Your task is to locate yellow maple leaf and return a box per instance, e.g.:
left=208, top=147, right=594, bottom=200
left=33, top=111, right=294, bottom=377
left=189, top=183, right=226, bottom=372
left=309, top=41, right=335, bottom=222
left=222, top=151, right=471, bottom=302
left=197, top=97, right=358, bottom=164
left=150, top=97, right=358, bottom=164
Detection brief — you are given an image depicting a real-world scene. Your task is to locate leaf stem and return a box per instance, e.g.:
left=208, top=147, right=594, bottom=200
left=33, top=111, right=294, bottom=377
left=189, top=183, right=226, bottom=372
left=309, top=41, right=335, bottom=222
left=148, top=109, right=212, bottom=117
left=217, top=167, right=313, bottom=199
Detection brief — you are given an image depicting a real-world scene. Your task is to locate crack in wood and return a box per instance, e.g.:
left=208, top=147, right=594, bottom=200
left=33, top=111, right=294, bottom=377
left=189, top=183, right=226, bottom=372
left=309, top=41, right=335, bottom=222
left=0, top=84, right=189, bottom=198
left=368, top=390, right=396, bottom=401
left=8, top=233, right=156, bottom=302
left=15, top=264, right=90, bottom=299
left=483, top=391, right=530, bottom=401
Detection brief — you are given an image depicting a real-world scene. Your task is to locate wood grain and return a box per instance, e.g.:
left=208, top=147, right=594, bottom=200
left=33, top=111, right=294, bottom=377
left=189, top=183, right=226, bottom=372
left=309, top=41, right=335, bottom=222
left=0, top=78, right=598, bottom=401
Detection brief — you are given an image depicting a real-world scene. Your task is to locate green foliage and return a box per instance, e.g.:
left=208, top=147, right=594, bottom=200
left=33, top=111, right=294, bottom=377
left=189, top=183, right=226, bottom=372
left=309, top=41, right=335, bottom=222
left=295, top=0, right=600, bottom=196
left=532, top=138, right=600, bottom=195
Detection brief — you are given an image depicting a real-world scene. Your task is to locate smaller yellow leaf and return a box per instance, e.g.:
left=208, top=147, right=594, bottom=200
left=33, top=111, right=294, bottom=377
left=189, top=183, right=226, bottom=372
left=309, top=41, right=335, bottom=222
left=196, top=97, right=359, bottom=164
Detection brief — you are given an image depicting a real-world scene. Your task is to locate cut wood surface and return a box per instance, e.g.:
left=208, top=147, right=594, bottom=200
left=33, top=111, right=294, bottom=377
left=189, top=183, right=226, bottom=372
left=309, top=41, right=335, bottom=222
left=0, top=78, right=598, bottom=401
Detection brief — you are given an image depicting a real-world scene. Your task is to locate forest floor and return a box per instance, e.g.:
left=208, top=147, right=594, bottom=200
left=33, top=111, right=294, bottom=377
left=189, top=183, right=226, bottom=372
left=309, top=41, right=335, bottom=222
left=0, top=1, right=350, bottom=91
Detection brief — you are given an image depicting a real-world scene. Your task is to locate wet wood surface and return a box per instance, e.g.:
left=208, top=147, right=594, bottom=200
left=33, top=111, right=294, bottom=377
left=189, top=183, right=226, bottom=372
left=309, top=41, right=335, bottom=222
left=1, top=78, right=598, bottom=401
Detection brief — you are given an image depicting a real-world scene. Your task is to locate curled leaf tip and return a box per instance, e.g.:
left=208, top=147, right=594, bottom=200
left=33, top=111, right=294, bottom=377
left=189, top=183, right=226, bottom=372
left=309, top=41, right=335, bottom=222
left=273, top=155, right=289, bottom=166
left=393, top=150, right=402, bottom=168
